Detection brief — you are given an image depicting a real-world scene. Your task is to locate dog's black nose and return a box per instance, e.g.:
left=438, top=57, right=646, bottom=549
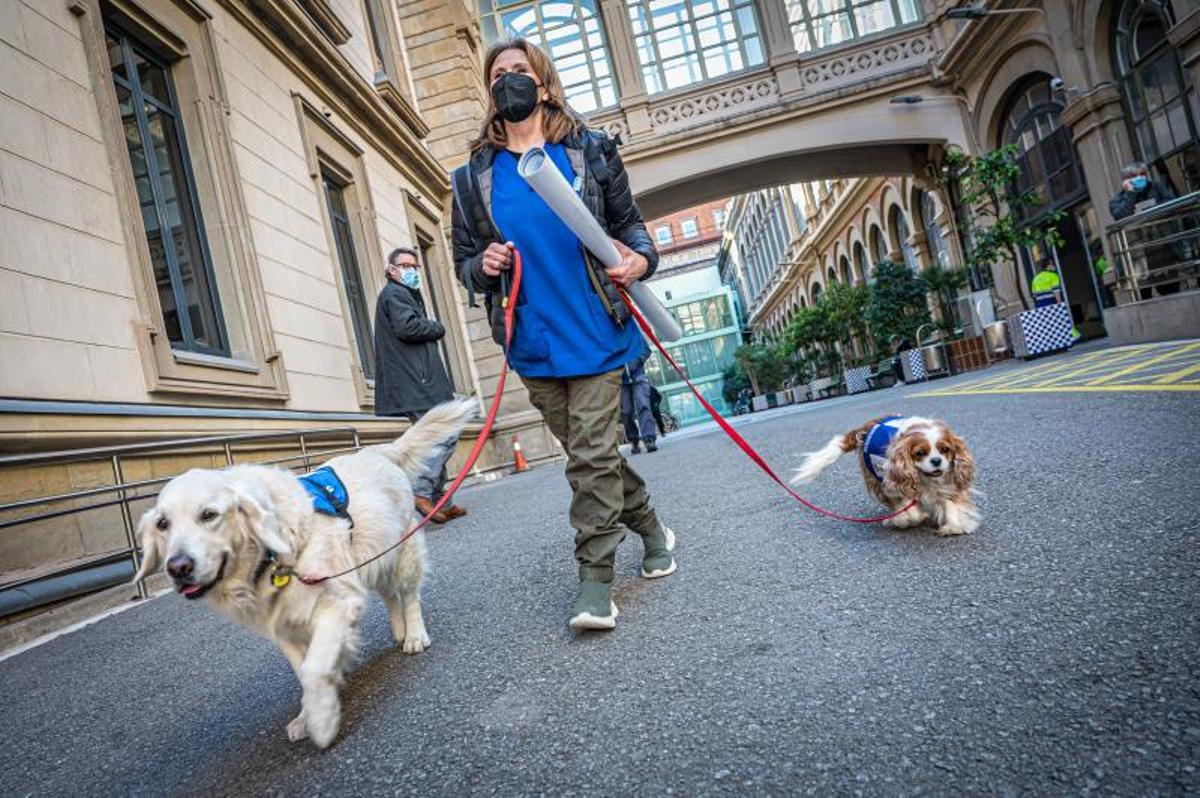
left=166, top=555, right=194, bottom=580
left=930, top=456, right=943, bottom=467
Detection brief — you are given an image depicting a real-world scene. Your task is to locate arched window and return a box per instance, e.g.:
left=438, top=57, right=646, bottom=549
left=870, top=225, right=888, bottom=265
left=1113, top=0, right=1199, bottom=191
left=827, top=266, right=838, bottom=285
left=920, top=191, right=951, bottom=270
left=854, top=241, right=870, bottom=282
left=810, top=281, right=822, bottom=302
left=1000, top=76, right=1087, bottom=222
left=839, top=256, right=853, bottom=284
left=888, top=206, right=919, bottom=271
left=480, top=0, right=617, bottom=113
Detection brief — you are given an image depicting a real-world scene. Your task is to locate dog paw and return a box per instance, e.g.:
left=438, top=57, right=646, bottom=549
left=402, top=631, right=431, bottom=654
left=302, top=680, right=341, bottom=749
left=286, top=711, right=309, bottom=742
left=888, top=509, right=926, bottom=529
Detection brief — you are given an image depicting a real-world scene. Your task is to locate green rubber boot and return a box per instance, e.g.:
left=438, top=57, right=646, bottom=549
left=569, top=580, right=618, bottom=631
left=640, top=524, right=677, bottom=579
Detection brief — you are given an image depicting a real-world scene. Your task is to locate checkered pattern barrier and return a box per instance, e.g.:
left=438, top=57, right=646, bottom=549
left=902, top=349, right=927, bottom=382
left=845, top=365, right=872, bottom=394
left=1011, top=304, right=1074, bottom=359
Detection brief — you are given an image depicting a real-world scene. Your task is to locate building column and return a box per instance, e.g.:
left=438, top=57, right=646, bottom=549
left=1060, top=83, right=1135, bottom=233
left=755, top=0, right=804, bottom=98
left=598, top=0, right=654, bottom=138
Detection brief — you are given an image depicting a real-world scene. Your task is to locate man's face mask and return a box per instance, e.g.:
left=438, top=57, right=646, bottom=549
left=397, top=266, right=420, bottom=290
left=491, top=72, right=540, bottom=124
left=1131, top=175, right=1150, bottom=191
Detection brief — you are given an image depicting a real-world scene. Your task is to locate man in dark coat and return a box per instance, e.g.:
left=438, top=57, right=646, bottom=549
left=374, top=247, right=464, bottom=522
left=619, top=353, right=657, bottom=453
left=1110, top=161, right=1176, bottom=220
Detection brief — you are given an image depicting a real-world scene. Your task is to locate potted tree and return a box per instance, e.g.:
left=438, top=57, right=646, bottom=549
left=867, top=259, right=932, bottom=381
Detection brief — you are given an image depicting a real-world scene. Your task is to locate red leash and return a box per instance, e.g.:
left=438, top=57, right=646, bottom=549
left=617, top=286, right=916, bottom=524
left=299, top=250, right=524, bottom=585
left=301, top=247, right=909, bottom=585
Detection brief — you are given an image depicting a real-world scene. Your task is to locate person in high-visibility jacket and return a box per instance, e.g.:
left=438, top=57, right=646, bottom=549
left=1030, top=259, right=1063, bottom=307
left=1030, top=258, right=1081, bottom=339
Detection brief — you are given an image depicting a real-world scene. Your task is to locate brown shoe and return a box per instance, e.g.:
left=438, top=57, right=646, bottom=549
left=442, top=504, right=467, bottom=520
left=414, top=496, right=449, bottom=524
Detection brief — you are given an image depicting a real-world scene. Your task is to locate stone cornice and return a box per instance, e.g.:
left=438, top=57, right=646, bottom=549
left=1059, top=83, right=1124, bottom=141
left=296, top=0, right=352, bottom=45
left=934, top=0, right=1041, bottom=86
left=221, top=0, right=446, bottom=197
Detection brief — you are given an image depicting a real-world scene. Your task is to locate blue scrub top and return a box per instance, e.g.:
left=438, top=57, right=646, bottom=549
left=491, top=142, right=646, bottom=379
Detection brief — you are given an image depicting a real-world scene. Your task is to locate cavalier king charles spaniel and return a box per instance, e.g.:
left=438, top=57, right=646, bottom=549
left=792, top=415, right=979, bottom=535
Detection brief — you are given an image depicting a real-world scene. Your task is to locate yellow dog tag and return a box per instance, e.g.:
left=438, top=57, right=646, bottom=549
left=272, top=568, right=291, bottom=589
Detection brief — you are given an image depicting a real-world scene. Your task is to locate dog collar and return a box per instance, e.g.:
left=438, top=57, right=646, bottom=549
left=253, top=549, right=293, bottom=589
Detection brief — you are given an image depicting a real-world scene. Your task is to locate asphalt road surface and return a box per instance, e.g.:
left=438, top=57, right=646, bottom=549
left=2, top=344, right=1198, bottom=795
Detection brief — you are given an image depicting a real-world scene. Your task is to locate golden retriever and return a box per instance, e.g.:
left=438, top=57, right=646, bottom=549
left=132, top=399, right=475, bottom=748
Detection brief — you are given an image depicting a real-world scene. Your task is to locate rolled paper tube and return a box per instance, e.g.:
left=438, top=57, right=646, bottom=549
left=517, top=147, right=684, bottom=342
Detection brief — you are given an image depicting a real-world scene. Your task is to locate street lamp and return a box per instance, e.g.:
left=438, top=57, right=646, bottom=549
left=945, top=3, right=1046, bottom=18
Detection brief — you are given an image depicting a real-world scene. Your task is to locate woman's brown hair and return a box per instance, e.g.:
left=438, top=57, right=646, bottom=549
left=470, top=38, right=585, bottom=152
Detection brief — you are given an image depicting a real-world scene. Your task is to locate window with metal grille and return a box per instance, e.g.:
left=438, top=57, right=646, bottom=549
left=625, top=0, right=765, bottom=94
left=784, top=0, right=918, bottom=54
left=105, top=24, right=228, bottom=356
left=322, top=171, right=376, bottom=381
left=1113, top=0, right=1199, bottom=192
left=1001, top=77, right=1087, bottom=222
left=479, top=0, right=617, bottom=113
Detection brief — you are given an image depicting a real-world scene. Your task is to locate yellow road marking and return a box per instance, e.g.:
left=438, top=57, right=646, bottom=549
left=1154, top=361, right=1200, bottom=385
left=1030, top=346, right=1169, bottom=387
left=948, top=352, right=1106, bottom=391
left=915, top=383, right=1200, bottom=396
left=1084, top=342, right=1200, bottom=386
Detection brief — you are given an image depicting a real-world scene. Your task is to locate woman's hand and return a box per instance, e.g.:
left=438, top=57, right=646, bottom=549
left=481, top=242, right=514, bottom=277
left=606, top=239, right=648, bottom=287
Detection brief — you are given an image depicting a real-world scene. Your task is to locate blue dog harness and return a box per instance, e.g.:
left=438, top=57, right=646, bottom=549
left=862, top=415, right=907, bottom=482
left=298, top=466, right=353, bottom=527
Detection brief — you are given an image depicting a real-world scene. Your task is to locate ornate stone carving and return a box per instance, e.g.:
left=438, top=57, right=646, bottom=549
left=800, top=32, right=935, bottom=92
left=598, top=116, right=631, bottom=143
left=647, top=75, right=779, bottom=135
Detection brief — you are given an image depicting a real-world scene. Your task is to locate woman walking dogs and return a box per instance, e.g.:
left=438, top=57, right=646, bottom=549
left=451, top=39, right=676, bottom=632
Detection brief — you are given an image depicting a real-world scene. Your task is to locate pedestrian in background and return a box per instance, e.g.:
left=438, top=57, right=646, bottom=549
left=450, top=38, right=676, bottom=632
left=649, top=384, right=667, bottom=436
left=620, top=354, right=658, bottom=453
left=374, top=247, right=467, bottom=524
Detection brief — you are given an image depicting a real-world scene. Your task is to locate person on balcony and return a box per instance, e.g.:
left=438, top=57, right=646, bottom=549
left=1110, top=162, right=1176, bottom=220
left=450, top=38, right=676, bottom=632
left=374, top=247, right=466, bottom=525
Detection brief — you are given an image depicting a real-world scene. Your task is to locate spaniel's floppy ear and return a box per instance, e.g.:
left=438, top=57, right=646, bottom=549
left=235, top=489, right=292, bottom=556
left=945, top=430, right=975, bottom=492
left=132, top=508, right=165, bottom=583
left=885, top=433, right=922, bottom=498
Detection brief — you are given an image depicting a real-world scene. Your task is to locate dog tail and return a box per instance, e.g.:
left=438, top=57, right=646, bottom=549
left=790, top=432, right=857, bottom=485
left=374, top=398, right=478, bottom=482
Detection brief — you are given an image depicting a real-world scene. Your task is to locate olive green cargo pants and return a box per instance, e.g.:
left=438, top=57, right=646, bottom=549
left=522, top=368, right=661, bottom=582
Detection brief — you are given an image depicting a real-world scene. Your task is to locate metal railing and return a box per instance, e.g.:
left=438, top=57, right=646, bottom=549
left=0, top=427, right=363, bottom=615
left=1106, top=192, right=1200, bottom=302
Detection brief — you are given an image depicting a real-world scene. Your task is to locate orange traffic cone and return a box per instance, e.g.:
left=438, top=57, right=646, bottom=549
left=512, top=435, right=529, bottom=473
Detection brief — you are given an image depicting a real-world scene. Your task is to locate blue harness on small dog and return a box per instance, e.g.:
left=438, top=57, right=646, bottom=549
left=298, top=466, right=353, bottom=527
left=862, top=415, right=907, bottom=482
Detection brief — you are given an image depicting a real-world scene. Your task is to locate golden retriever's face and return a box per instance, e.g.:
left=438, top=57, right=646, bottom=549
left=134, top=470, right=288, bottom=600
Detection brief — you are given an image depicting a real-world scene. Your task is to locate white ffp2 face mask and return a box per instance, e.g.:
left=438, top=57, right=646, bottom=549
left=398, top=267, right=421, bottom=290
